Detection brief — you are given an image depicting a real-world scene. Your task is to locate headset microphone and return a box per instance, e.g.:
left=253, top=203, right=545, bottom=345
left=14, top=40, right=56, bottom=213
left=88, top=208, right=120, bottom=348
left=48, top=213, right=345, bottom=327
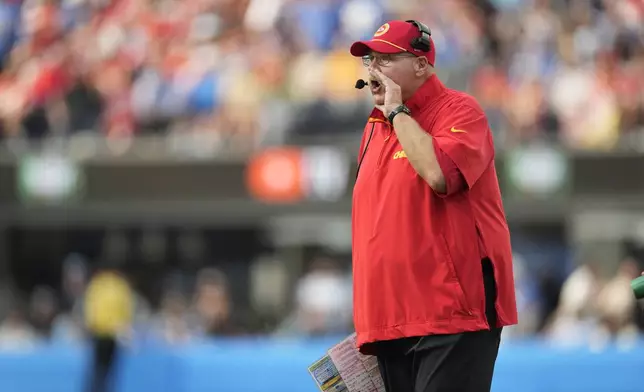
left=355, top=79, right=369, bottom=89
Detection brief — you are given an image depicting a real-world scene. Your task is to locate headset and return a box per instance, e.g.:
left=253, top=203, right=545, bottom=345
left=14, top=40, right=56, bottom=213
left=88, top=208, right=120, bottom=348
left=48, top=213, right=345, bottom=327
left=406, top=20, right=432, bottom=53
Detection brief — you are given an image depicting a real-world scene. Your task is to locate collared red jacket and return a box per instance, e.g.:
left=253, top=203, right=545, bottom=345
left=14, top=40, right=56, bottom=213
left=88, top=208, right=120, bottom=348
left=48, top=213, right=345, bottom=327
left=351, top=75, right=518, bottom=352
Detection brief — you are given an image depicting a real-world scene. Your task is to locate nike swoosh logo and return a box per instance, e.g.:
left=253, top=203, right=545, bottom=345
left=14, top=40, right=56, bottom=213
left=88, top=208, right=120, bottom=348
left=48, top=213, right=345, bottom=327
left=450, top=127, right=467, bottom=133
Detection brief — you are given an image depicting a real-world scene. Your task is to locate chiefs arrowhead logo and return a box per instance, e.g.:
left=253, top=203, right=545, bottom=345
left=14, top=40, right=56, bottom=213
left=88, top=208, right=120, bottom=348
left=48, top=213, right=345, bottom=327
left=374, top=23, right=390, bottom=37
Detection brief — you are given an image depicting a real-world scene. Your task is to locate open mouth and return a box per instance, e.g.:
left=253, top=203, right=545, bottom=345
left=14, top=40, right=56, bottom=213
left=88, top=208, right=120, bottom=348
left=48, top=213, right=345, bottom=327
left=370, top=80, right=382, bottom=92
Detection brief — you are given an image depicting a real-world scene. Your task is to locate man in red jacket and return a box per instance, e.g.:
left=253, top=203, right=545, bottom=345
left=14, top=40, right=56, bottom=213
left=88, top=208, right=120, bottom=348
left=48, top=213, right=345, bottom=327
left=350, top=20, right=518, bottom=392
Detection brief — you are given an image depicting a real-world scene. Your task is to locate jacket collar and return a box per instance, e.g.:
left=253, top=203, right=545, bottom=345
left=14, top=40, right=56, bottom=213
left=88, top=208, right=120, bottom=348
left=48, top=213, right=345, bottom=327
left=404, top=74, right=446, bottom=115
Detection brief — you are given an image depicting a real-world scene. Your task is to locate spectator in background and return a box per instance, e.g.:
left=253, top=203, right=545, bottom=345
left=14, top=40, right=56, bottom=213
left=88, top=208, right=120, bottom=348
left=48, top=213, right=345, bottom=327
left=548, top=42, right=621, bottom=150
left=545, top=262, right=603, bottom=347
left=60, top=254, right=89, bottom=312
left=29, top=286, right=59, bottom=339
left=0, top=303, right=38, bottom=351
left=51, top=254, right=89, bottom=343
left=276, top=256, right=352, bottom=337
left=193, top=268, right=237, bottom=336
left=0, top=0, right=20, bottom=68
left=596, top=257, right=640, bottom=346
left=151, top=289, right=195, bottom=344
left=84, top=261, right=134, bottom=392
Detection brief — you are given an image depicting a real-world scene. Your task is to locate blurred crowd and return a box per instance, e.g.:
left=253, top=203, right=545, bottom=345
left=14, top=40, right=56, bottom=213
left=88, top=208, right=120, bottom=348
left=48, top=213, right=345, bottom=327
left=543, top=257, right=643, bottom=349
left=0, top=0, right=642, bottom=151
left=0, top=245, right=642, bottom=352
left=0, top=251, right=354, bottom=350
left=0, top=256, right=246, bottom=349
left=506, top=251, right=644, bottom=348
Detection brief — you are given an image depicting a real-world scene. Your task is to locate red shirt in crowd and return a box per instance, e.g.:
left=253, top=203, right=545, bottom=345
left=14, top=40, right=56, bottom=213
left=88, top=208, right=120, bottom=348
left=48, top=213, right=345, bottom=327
left=351, top=74, right=518, bottom=352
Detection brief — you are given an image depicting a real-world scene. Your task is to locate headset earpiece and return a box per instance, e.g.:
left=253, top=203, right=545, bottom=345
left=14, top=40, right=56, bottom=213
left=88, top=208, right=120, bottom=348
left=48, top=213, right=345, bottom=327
left=406, top=20, right=432, bottom=53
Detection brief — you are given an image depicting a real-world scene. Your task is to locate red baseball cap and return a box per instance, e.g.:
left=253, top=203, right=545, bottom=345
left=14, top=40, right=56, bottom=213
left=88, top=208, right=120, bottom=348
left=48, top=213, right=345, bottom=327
left=350, top=20, right=436, bottom=66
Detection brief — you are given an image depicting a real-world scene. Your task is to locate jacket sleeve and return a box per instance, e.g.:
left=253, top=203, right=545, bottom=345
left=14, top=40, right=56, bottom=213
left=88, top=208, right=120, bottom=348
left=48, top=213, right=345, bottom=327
left=431, top=99, right=494, bottom=189
left=432, top=141, right=467, bottom=196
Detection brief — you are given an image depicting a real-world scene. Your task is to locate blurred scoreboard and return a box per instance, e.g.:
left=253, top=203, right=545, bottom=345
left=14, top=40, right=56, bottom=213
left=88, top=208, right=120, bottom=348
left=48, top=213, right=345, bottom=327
left=1, top=144, right=644, bottom=226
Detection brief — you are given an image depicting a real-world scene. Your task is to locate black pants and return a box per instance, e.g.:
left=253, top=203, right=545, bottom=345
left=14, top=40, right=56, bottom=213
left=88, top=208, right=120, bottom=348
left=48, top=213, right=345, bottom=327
left=373, top=258, right=502, bottom=392
left=87, top=335, right=118, bottom=392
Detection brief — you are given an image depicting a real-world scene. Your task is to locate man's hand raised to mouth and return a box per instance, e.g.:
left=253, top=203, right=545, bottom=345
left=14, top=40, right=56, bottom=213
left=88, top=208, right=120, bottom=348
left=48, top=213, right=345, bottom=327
left=370, top=69, right=403, bottom=118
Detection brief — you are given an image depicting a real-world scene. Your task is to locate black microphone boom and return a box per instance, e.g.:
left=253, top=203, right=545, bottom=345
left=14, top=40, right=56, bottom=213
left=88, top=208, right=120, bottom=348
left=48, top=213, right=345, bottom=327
left=355, top=79, right=369, bottom=89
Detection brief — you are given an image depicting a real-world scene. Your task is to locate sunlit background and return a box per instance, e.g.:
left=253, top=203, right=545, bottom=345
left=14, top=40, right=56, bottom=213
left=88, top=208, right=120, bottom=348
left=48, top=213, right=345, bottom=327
left=0, top=0, right=643, bottom=391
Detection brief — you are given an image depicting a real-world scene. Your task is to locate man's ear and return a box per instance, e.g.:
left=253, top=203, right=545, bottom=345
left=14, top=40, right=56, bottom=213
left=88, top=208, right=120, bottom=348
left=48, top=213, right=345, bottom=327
left=415, top=56, right=430, bottom=75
